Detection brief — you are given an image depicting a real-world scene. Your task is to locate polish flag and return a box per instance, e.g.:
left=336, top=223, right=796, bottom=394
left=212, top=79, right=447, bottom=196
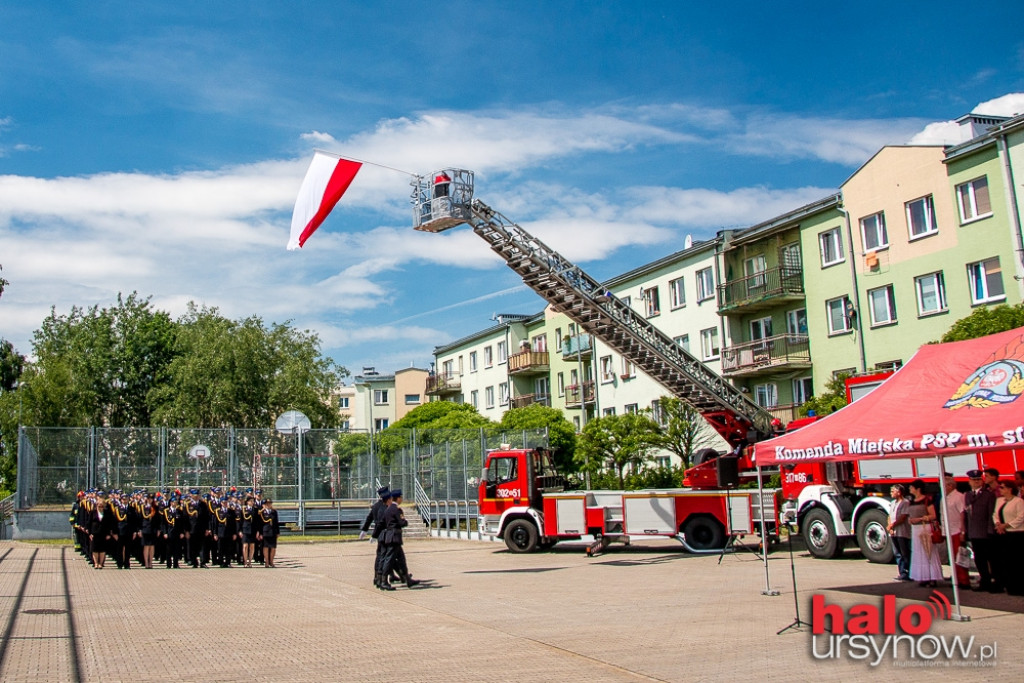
left=287, top=152, right=362, bottom=250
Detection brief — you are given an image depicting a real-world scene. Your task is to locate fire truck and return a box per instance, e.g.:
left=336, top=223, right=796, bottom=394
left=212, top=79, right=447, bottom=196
left=781, top=372, right=1024, bottom=563
left=412, top=170, right=782, bottom=554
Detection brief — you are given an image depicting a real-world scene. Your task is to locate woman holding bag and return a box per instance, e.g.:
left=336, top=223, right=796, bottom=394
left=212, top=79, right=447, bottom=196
left=907, top=479, right=943, bottom=587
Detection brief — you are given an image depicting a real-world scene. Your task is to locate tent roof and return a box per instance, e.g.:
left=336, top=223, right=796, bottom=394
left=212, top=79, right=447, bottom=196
left=754, top=326, right=1024, bottom=466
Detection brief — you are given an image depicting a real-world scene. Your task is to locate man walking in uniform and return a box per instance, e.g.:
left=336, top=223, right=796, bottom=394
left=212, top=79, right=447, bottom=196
left=359, top=487, right=391, bottom=589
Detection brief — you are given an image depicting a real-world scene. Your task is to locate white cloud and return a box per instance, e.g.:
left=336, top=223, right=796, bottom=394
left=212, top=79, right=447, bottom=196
left=908, top=93, right=1024, bottom=145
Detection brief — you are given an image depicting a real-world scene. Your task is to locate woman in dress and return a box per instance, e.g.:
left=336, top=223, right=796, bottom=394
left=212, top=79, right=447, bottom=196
left=258, top=499, right=280, bottom=568
left=993, top=481, right=1024, bottom=595
left=907, top=479, right=943, bottom=587
left=240, top=495, right=257, bottom=568
left=87, top=491, right=115, bottom=569
left=139, top=493, right=158, bottom=569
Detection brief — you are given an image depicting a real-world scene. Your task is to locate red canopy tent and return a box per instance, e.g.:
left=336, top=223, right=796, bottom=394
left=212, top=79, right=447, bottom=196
left=752, top=325, right=1024, bottom=622
left=754, top=326, right=1024, bottom=468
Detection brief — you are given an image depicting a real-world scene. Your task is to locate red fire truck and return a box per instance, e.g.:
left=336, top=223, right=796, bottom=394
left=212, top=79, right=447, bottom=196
left=781, top=372, right=1024, bottom=563
left=413, top=170, right=783, bottom=555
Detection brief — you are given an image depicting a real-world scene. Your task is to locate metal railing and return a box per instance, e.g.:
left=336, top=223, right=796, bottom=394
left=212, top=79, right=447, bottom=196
left=721, top=334, right=811, bottom=375
left=425, top=372, right=462, bottom=394
left=510, top=393, right=551, bottom=409
left=0, top=492, right=14, bottom=540
left=426, top=499, right=487, bottom=540
left=718, top=266, right=803, bottom=310
left=561, top=335, right=592, bottom=358
left=564, top=381, right=595, bottom=408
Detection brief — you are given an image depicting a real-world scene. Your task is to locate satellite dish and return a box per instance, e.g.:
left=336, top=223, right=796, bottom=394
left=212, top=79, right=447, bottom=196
left=275, top=410, right=312, bottom=434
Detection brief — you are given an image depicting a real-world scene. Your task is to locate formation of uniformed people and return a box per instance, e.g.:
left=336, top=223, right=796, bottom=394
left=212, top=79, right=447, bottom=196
left=359, top=486, right=419, bottom=590
left=70, top=486, right=281, bottom=570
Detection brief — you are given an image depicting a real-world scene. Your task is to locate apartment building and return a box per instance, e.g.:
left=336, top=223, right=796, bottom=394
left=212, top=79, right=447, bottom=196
left=348, top=367, right=429, bottom=432
left=414, top=108, right=1024, bottom=465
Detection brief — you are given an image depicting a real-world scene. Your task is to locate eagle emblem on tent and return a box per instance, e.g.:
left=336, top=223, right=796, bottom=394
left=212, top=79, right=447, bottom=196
left=944, top=356, right=1024, bottom=410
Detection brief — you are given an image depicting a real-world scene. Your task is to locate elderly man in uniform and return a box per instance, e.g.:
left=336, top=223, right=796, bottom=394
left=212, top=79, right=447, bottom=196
left=964, top=469, right=998, bottom=592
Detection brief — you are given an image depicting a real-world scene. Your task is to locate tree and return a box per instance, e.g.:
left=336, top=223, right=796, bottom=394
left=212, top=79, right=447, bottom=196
left=941, top=303, right=1024, bottom=342
left=651, top=396, right=719, bottom=470
left=797, top=372, right=851, bottom=417
left=500, top=403, right=577, bottom=473
left=575, top=412, right=661, bottom=489
left=389, top=401, right=489, bottom=431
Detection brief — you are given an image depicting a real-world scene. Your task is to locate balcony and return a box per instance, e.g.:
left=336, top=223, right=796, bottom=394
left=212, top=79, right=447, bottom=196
left=511, top=393, right=551, bottom=409
left=718, top=266, right=804, bottom=313
left=721, top=334, right=811, bottom=378
left=561, top=335, right=592, bottom=359
left=508, top=350, right=550, bottom=375
left=425, top=372, right=462, bottom=395
left=762, top=403, right=802, bottom=426
left=564, top=381, right=596, bottom=408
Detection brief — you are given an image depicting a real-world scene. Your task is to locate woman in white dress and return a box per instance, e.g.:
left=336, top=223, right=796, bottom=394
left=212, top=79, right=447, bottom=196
left=907, top=479, right=943, bottom=587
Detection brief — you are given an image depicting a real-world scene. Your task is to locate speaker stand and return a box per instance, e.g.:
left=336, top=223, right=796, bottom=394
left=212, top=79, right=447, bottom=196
left=777, top=521, right=813, bottom=635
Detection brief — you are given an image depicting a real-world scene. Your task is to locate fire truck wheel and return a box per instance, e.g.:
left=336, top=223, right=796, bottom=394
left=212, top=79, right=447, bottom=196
left=801, top=508, right=841, bottom=559
left=682, top=516, right=725, bottom=551
left=504, top=519, right=539, bottom=553
left=855, top=508, right=894, bottom=564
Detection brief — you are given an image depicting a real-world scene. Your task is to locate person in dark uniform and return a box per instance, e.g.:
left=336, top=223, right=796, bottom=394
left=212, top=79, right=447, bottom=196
left=213, top=497, right=237, bottom=568
left=252, top=489, right=264, bottom=564
left=112, top=491, right=138, bottom=569
left=964, top=469, right=998, bottom=592
left=87, top=491, right=116, bottom=569
left=161, top=496, right=185, bottom=568
left=140, top=493, right=158, bottom=569
left=360, top=487, right=391, bottom=588
left=380, top=489, right=419, bottom=590
left=75, top=491, right=94, bottom=564
left=258, top=499, right=280, bottom=568
left=70, top=492, right=84, bottom=554
left=240, top=495, right=257, bottom=568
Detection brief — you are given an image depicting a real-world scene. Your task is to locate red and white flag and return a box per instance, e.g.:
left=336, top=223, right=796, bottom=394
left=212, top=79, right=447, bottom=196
left=287, top=152, right=362, bottom=250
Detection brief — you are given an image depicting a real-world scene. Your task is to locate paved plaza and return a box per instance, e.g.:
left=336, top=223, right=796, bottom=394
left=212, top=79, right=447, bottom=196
left=0, top=536, right=1021, bottom=682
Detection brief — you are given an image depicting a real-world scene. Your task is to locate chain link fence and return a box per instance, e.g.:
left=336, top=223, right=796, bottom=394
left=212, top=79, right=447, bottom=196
left=16, top=426, right=548, bottom=509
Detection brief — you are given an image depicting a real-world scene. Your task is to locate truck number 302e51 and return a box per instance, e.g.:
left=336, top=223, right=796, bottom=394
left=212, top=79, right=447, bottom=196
left=496, top=488, right=521, bottom=498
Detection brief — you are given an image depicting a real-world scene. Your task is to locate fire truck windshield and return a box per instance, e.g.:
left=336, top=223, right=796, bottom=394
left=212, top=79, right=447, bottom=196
left=533, top=450, right=559, bottom=478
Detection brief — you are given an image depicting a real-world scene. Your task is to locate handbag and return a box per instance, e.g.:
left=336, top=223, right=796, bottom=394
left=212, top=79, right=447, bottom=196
left=955, top=544, right=973, bottom=569
left=930, top=521, right=945, bottom=544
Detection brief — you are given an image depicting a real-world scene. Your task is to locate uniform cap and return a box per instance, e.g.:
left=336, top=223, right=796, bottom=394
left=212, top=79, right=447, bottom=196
left=967, top=469, right=983, bottom=479
left=376, top=486, right=390, bottom=497
left=390, top=488, right=403, bottom=498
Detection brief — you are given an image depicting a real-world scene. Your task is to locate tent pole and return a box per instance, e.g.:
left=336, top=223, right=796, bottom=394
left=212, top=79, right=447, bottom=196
left=757, top=465, right=780, bottom=596
left=936, top=454, right=970, bottom=622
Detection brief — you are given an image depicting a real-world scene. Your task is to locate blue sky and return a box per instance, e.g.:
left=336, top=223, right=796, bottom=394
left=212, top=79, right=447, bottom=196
left=2, top=2, right=1024, bottom=379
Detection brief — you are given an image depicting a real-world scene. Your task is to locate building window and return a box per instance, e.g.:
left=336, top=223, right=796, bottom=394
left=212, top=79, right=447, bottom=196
left=786, top=308, right=807, bottom=335
left=621, top=358, right=636, bottom=378
left=754, top=384, right=778, bottom=408
left=867, top=285, right=897, bottom=327
left=555, top=328, right=563, bottom=352
left=374, top=418, right=389, bottom=431
left=404, top=394, right=421, bottom=405
left=875, top=360, right=903, bottom=372
left=700, top=327, right=720, bottom=360
left=531, top=334, right=547, bottom=352
left=485, top=386, right=495, bottom=409
left=470, top=390, right=479, bottom=409
left=442, top=359, right=454, bottom=377
left=499, top=382, right=509, bottom=406
left=373, top=389, right=389, bottom=405
left=642, top=286, right=661, bottom=317
left=956, top=176, right=992, bottom=223
left=860, top=211, right=888, bottom=252
left=826, top=297, right=853, bottom=335
left=674, top=334, right=690, bottom=353
left=696, top=267, right=715, bottom=302
left=600, top=355, right=615, bottom=383
left=573, top=416, right=581, bottom=431
left=339, top=396, right=350, bottom=409
left=793, top=377, right=813, bottom=405
left=653, top=456, right=671, bottom=469
left=906, top=195, right=938, bottom=239
left=967, top=257, right=1005, bottom=304
left=469, top=351, right=478, bottom=372
left=497, top=341, right=508, bottom=364
left=750, top=316, right=773, bottom=340
left=914, top=272, right=947, bottom=316
left=651, top=400, right=666, bottom=426
left=557, top=372, right=565, bottom=397
left=669, top=277, right=686, bottom=309
left=781, top=242, right=801, bottom=270
left=340, top=420, right=350, bottom=431
left=624, top=403, right=639, bottom=415
left=603, top=407, right=616, bottom=417
left=818, top=227, right=845, bottom=267
left=745, top=255, right=767, bottom=290
left=484, top=346, right=493, bottom=368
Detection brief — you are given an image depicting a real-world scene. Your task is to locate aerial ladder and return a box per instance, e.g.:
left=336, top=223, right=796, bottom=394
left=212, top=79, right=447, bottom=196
left=412, top=170, right=778, bottom=477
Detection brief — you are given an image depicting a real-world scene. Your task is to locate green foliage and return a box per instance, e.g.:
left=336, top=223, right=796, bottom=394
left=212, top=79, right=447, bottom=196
left=651, top=396, right=718, bottom=470
left=580, top=464, right=684, bottom=491
left=940, top=303, right=1024, bottom=343
left=797, top=372, right=851, bottom=418
left=499, top=403, right=577, bottom=473
left=390, top=401, right=491, bottom=431
left=575, top=412, right=662, bottom=489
